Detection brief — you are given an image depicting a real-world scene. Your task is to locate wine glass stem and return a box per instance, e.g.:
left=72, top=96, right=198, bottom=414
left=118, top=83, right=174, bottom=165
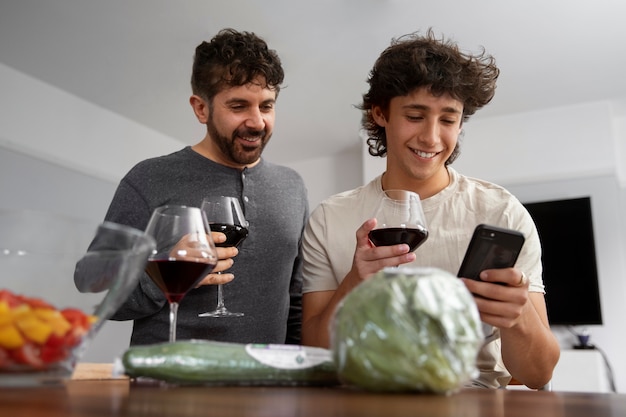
left=216, top=284, right=226, bottom=311
left=169, top=302, right=179, bottom=343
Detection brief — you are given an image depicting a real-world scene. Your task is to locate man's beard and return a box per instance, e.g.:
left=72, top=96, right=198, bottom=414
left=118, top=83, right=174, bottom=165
left=206, top=115, right=270, bottom=166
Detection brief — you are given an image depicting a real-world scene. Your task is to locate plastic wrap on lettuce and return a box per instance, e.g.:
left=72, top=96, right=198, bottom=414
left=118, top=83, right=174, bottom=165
left=331, top=266, right=483, bottom=393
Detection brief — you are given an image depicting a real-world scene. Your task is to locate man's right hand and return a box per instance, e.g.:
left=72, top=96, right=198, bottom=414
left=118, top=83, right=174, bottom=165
left=195, top=231, right=238, bottom=287
left=348, top=218, right=416, bottom=284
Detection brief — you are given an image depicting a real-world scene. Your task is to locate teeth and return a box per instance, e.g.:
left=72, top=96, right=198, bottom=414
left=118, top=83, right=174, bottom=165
left=415, top=150, right=436, bottom=158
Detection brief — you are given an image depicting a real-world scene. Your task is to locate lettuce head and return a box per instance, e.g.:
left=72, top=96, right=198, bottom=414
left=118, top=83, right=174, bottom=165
left=331, top=267, right=483, bottom=393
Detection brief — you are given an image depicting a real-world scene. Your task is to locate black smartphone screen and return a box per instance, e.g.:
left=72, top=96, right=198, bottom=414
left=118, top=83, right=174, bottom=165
left=457, top=224, right=525, bottom=281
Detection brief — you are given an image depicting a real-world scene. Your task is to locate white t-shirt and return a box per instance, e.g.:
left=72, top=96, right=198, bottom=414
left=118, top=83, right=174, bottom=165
left=302, top=167, right=544, bottom=388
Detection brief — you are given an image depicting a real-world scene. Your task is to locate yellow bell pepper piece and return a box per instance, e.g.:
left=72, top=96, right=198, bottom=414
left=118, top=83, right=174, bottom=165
left=14, top=313, right=53, bottom=345
left=10, top=303, right=31, bottom=320
left=0, top=324, right=25, bottom=349
left=0, top=301, right=11, bottom=327
left=34, top=308, right=72, bottom=337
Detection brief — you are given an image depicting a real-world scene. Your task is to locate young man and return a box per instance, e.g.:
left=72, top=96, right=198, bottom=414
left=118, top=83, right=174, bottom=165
left=105, top=29, right=308, bottom=346
left=301, top=30, right=559, bottom=389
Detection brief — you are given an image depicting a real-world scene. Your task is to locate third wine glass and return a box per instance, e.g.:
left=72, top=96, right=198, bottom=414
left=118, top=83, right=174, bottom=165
left=199, top=196, right=249, bottom=318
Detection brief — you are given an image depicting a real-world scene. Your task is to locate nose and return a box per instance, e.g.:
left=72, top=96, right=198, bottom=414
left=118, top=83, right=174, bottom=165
left=245, top=108, right=265, bottom=130
left=418, top=119, right=439, bottom=147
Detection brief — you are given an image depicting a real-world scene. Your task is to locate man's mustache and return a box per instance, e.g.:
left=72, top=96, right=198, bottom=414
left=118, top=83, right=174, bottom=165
left=234, top=128, right=266, bottom=138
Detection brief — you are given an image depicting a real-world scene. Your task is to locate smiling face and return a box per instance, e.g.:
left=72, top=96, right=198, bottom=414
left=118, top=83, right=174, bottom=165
left=372, top=87, right=463, bottom=198
left=191, top=77, right=277, bottom=169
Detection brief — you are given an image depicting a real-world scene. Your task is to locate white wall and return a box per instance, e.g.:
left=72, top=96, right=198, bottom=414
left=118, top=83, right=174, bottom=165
left=362, top=100, right=626, bottom=393
left=455, top=101, right=617, bottom=184
left=0, top=63, right=183, bottom=184
left=284, top=144, right=362, bottom=211
left=611, top=99, right=626, bottom=188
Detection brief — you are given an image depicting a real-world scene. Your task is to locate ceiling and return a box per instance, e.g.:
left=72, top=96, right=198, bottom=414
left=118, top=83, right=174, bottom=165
left=1, top=0, right=626, bottom=165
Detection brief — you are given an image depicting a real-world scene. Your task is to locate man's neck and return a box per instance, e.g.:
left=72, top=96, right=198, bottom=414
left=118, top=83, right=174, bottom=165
left=381, top=168, right=450, bottom=200
left=191, top=138, right=260, bottom=170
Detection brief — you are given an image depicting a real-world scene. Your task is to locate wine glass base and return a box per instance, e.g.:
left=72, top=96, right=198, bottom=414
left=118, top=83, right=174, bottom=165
left=198, top=309, right=244, bottom=318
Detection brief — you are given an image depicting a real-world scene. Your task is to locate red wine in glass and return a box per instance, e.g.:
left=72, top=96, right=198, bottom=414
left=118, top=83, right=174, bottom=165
left=368, top=225, right=428, bottom=252
left=145, top=259, right=217, bottom=303
left=210, top=223, right=248, bottom=248
left=369, top=190, right=429, bottom=253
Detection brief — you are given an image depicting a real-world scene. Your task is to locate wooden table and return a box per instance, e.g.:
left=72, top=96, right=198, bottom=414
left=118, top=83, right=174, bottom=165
left=1, top=365, right=624, bottom=417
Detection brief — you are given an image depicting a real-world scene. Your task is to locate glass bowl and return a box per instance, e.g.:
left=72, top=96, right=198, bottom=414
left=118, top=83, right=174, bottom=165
left=0, top=209, right=154, bottom=386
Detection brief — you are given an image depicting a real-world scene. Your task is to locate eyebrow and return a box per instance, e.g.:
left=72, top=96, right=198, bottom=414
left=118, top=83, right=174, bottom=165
left=403, top=104, right=462, bottom=114
left=224, top=98, right=276, bottom=106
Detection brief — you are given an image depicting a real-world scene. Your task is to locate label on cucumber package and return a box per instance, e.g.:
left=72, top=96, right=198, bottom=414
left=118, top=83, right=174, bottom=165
left=245, top=343, right=332, bottom=370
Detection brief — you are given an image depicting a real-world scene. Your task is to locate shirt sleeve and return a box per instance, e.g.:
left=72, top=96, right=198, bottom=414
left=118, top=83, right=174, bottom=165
left=302, top=203, right=341, bottom=293
left=285, top=201, right=309, bottom=344
left=104, top=177, right=167, bottom=321
left=508, top=199, right=545, bottom=294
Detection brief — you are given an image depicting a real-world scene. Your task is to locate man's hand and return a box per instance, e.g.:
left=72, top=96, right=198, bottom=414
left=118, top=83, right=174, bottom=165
left=195, top=231, right=238, bottom=287
left=460, top=268, right=530, bottom=329
left=348, top=218, right=417, bottom=283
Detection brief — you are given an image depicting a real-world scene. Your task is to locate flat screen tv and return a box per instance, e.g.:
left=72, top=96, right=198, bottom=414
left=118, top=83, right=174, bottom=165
left=522, top=196, right=603, bottom=326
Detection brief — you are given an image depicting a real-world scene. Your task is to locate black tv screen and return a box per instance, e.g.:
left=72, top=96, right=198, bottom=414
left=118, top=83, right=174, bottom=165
left=523, top=197, right=603, bottom=326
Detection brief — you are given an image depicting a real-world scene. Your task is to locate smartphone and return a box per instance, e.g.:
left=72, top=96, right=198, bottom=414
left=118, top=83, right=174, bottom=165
left=457, top=224, right=525, bottom=281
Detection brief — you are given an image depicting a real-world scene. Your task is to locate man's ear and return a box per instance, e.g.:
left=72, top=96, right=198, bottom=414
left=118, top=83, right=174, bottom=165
left=190, top=95, right=209, bottom=124
left=372, top=105, right=387, bottom=126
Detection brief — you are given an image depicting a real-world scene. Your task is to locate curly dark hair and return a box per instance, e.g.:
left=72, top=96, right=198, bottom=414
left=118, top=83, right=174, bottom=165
left=361, top=29, right=499, bottom=163
left=191, top=28, right=284, bottom=103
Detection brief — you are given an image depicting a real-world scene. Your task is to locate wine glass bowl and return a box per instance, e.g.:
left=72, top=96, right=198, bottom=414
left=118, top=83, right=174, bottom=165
left=144, top=205, right=217, bottom=341
left=199, top=196, right=248, bottom=318
left=0, top=209, right=155, bottom=387
left=368, top=190, right=428, bottom=252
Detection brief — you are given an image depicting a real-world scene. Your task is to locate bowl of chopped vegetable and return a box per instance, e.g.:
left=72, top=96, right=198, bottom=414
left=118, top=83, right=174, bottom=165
left=0, top=209, right=154, bottom=386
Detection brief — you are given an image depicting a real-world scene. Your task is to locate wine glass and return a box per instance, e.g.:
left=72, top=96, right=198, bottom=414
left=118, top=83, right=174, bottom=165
left=368, top=189, right=429, bottom=252
left=144, top=205, right=217, bottom=342
left=199, top=196, right=249, bottom=318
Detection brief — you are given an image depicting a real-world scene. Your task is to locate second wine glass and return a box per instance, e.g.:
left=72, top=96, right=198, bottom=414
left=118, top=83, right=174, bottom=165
left=199, top=196, right=249, bottom=318
left=144, top=205, right=217, bottom=342
left=368, top=189, right=429, bottom=252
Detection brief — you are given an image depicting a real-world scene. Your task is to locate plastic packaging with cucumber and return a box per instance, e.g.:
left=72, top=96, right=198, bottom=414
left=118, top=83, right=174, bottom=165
left=120, top=339, right=339, bottom=386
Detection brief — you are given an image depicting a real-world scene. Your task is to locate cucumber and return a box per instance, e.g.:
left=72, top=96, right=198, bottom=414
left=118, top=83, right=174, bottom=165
left=121, top=340, right=339, bottom=386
